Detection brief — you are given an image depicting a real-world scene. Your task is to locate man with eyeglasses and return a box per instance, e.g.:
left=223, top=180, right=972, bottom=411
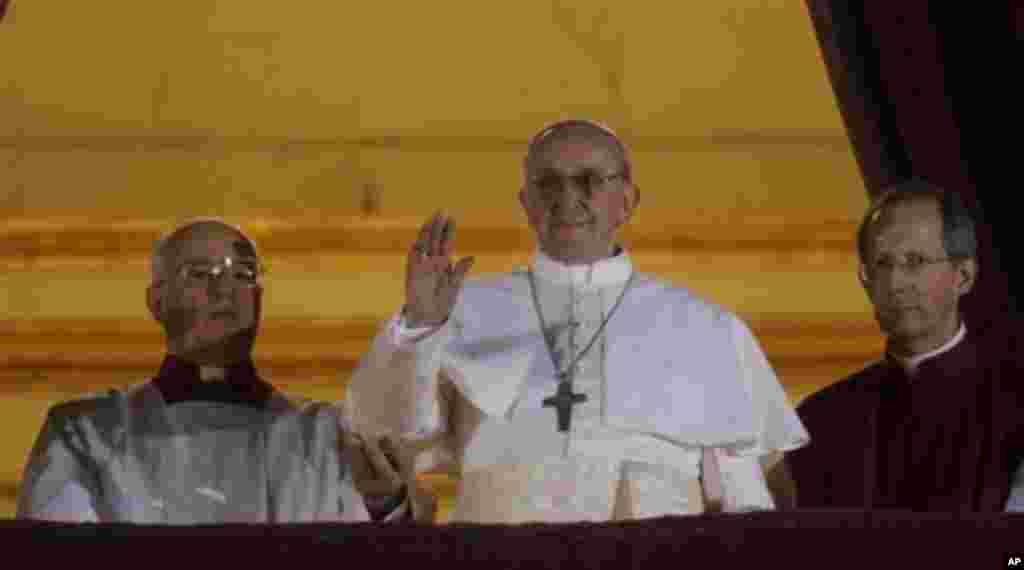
left=17, top=219, right=434, bottom=523
left=787, top=180, right=1024, bottom=511
left=347, top=120, right=808, bottom=523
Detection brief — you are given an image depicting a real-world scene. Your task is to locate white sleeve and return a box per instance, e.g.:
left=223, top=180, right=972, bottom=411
left=715, top=450, right=776, bottom=512
left=17, top=411, right=101, bottom=522
left=335, top=472, right=372, bottom=522
left=1006, top=461, right=1024, bottom=512
left=345, top=311, right=454, bottom=470
left=26, top=482, right=100, bottom=522
left=731, top=315, right=809, bottom=455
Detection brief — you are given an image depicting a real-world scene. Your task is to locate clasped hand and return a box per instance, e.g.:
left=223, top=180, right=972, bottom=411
left=346, top=433, right=436, bottom=522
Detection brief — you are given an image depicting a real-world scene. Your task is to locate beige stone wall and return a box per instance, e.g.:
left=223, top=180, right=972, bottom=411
left=1, top=1, right=863, bottom=220
left=0, top=1, right=870, bottom=520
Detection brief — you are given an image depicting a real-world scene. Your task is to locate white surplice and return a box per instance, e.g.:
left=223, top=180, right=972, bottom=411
left=346, top=250, right=809, bottom=523
left=17, top=381, right=373, bottom=524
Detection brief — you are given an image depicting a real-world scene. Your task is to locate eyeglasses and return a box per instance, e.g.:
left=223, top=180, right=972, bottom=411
left=861, top=253, right=954, bottom=280
left=528, top=170, right=627, bottom=202
left=176, top=257, right=263, bottom=287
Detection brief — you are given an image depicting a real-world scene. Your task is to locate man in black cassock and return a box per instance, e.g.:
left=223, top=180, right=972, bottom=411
left=787, top=180, right=1024, bottom=511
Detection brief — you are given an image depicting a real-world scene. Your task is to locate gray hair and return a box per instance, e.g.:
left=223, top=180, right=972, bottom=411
left=856, top=179, right=977, bottom=263
left=150, top=218, right=255, bottom=284
left=523, top=119, right=633, bottom=182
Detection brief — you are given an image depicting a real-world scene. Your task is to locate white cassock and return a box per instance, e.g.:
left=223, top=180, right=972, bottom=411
left=346, top=250, right=809, bottom=523
left=17, top=381, right=376, bottom=524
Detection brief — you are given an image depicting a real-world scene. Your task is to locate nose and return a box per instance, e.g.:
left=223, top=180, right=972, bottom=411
left=550, top=180, right=589, bottom=215
left=874, top=265, right=916, bottom=296
left=205, top=271, right=238, bottom=298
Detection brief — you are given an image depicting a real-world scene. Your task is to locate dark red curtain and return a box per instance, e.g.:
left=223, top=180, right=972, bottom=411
left=805, top=1, right=1021, bottom=338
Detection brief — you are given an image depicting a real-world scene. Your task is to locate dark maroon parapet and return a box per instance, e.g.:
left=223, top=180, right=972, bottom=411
left=3, top=511, right=1024, bottom=568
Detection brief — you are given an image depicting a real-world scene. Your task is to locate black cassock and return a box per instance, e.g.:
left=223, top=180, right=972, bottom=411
left=788, top=330, right=1024, bottom=512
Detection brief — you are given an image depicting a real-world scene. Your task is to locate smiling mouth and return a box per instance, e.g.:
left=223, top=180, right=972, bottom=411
left=553, top=220, right=591, bottom=228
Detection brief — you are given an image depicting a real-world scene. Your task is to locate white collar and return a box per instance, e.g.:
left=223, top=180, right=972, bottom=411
left=199, top=366, right=227, bottom=382
left=891, top=322, right=967, bottom=376
left=531, top=248, right=633, bottom=290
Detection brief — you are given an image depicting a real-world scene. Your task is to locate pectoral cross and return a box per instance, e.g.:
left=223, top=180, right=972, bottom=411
left=543, top=375, right=587, bottom=433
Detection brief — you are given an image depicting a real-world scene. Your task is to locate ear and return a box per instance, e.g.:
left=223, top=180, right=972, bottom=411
left=857, top=264, right=870, bottom=290
left=622, top=183, right=640, bottom=224
left=955, top=257, right=978, bottom=296
left=519, top=186, right=540, bottom=227
left=253, top=283, right=264, bottom=328
left=146, top=282, right=165, bottom=323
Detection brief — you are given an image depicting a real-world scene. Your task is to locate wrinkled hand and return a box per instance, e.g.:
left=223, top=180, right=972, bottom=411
left=347, top=434, right=406, bottom=498
left=405, top=211, right=474, bottom=328
left=346, top=433, right=437, bottom=522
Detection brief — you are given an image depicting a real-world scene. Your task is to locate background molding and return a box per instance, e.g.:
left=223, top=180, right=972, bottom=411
left=1, top=214, right=860, bottom=258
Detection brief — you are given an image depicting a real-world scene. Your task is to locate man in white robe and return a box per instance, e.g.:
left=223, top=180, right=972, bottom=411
left=347, top=120, right=809, bottom=523
left=18, top=219, right=431, bottom=524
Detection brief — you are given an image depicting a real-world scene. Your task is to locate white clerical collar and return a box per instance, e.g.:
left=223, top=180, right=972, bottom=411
left=199, top=366, right=227, bottom=382
left=532, top=248, right=633, bottom=289
left=891, top=322, right=967, bottom=376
